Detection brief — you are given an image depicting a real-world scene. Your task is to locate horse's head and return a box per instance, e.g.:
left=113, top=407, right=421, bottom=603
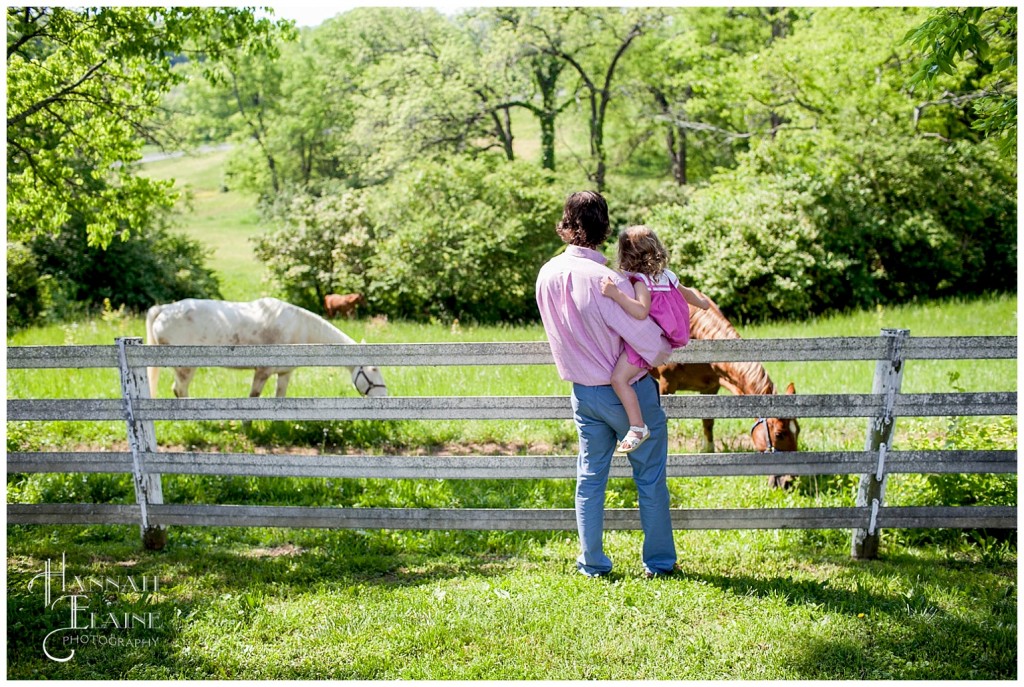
left=750, top=382, right=799, bottom=453
left=351, top=365, right=388, bottom=397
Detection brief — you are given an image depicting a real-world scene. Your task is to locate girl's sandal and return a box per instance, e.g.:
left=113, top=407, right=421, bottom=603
left=616, top=425, right=650, bottom=454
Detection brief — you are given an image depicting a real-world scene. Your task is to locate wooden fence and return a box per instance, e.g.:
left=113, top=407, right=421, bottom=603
left=7, top=330, right=1017, bottom=559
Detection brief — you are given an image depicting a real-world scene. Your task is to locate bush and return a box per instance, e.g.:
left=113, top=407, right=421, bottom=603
left=807, top=138, right=1017, bottom=305
left=255, top=157, right=567, bottom=324
left=647, top=136, right=1016, bottom=322
left=649, top=173, right=839, bottom=322
left=253, top=184, right=376, bottom=314
left=29, top=220, right=222, bottom=317
left=6, top=242, right=46, bottom=331
left=365, top=155, right=565, bottom=324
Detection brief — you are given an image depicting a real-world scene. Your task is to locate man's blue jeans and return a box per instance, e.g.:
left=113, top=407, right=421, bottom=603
left=570, top=375, right=677, bottom=576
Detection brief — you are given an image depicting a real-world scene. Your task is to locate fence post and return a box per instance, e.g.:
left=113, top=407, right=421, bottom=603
left=851, top=328, right=909, bottom=560
left=116, top=337, right=167, bottom=550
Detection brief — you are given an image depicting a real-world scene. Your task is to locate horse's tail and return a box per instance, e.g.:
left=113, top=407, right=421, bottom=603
left=145, top=304, right=162, bottom=397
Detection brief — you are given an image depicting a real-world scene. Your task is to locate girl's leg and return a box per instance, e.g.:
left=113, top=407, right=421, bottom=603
left=610, top=351, right=645, bottom=429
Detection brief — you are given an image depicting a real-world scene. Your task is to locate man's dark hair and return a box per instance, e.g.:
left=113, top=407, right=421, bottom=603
left=556, top=191, right=610, bottom=248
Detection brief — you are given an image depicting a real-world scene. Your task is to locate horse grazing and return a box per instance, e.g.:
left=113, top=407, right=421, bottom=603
left=649, top=288, right=799, bottom=488
left=324, top=293, right=364, bottom=319
left=145, top=297, right=387, bottom=399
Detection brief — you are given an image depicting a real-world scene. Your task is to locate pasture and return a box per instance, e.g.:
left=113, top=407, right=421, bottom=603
left=6, top=295, right=1017, bottom=679
left=6, top=149, right=1017, bottom=680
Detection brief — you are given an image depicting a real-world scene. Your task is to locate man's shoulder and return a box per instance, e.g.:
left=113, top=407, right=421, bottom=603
left=540, top=250, right=606, bottom=275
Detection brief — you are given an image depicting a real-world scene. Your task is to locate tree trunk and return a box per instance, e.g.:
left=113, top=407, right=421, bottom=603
left=654, top=88, right=687, bottom=186
left=491, top=107, right=515, bottom=161
left=534, top=59, right=562, bottom=171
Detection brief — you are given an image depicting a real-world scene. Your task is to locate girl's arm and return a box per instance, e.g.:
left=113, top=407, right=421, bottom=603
left=678, top=284, right=710, bottom=310
left=600, top=276, right=651, bottom=320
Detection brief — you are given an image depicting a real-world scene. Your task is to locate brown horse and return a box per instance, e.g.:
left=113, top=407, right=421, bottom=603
left=649, top=288, right=799, bottom=488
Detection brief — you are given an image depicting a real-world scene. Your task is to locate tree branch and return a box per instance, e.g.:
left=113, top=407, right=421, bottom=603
left=7, top=59, right=109, bottom=128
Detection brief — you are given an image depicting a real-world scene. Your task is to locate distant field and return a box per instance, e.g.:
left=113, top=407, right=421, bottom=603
left=139, top=148, right=266, bottom=300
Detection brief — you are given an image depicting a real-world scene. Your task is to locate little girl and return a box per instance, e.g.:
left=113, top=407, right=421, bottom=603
left=600, top=225, right=709, bottom=453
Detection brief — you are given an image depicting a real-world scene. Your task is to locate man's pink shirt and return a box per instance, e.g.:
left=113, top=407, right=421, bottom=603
left=536, top=244, right=671, bottom=386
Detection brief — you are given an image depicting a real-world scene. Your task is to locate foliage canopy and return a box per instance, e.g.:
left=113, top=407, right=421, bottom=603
left=6, top=6, right=1017, bottom=326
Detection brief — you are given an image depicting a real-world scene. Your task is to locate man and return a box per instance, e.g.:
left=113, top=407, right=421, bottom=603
left=535, top=190, right=677, bottom=578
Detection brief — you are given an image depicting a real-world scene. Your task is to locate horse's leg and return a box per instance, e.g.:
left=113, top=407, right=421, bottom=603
left=700, top=390, right=718, bottom=453
left=701, top=419, right=715, bottom=453
left=172, top=367, right=195, bottom=398
left=250, top=368, right=272, bottom=398
left=274, top=370, right=293, bottom=398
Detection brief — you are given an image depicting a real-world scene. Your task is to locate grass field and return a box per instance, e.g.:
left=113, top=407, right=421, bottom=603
left=6, top=297, right=1018, bottom=679
left=6, top=149, right=1017, bottom=680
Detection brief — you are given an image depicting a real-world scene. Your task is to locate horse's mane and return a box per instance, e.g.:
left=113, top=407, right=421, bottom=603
left=691, top=289, right=775, bottom=396
left=275, top=299, right=356, bottom=345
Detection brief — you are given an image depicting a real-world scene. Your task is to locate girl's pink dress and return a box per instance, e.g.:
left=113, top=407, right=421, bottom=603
left=623, top=268, right=691, bottom=368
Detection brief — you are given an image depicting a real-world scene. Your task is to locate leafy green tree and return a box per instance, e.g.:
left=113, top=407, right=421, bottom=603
left=30, top=217, right=222, bottom=315
left=524, top=7, right=656, bottom=190
left=6, top=242, right=45, bottom=330
left=621, top=7, right=788, bottom=184
left=903, top=6, right=1017, bottom=156
left=6, top=6, right=288, bottom=247
left=366, top=155, right=565, bottom=323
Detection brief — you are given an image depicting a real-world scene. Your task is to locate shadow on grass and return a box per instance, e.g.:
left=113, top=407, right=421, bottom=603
left=7, top=523, right=562, bottom=679
left=673, top=557, right=1016, bottom=680
left=8, top=525, right=1016, bottom=680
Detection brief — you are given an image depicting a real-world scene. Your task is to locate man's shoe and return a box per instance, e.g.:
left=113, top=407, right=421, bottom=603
left=644, top=563, right=681, bottom=579
left=579, top=568, right=610, bottom=579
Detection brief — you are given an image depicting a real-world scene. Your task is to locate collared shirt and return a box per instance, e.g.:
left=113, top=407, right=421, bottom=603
left=535, top=244, right=671, bottom=386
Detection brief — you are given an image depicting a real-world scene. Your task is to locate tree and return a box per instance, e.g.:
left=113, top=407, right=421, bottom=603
left=30, top=216, right=223, bottom=315
left=252, top=186, right=375, bottom=313
left=903, top=6, right=1017, bottom=156
left=327, top=8, right=510, bottom=181
left=528, top=8, right=656, bottom=190
left=622, top=7, right=783, bottom=185
left=481, top=8, right=575, bottom=172
left=6, top=6, right=289, bottom=247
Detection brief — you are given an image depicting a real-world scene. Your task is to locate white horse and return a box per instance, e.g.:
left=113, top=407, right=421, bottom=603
left=145, top=297, right=387, bottom=399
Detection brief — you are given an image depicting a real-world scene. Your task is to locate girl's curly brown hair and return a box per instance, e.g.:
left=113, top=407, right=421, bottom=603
left=616, top=225, right=669, bottom=277
left=556, top=191, right=610, bottom=248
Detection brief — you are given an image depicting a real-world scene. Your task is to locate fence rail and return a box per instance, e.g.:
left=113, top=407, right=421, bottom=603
left=7, top=336, right=1016, bottom=369
left=6, top=332, right=1017, bottom=558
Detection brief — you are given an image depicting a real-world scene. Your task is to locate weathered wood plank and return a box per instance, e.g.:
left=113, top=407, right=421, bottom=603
left=878, top=506, right=1016, bottom=529
left=10, top=503, right=1011, bottom=531
left=9, top=449, right=1013, bottom=478
left=10, top=391, right=1014, bottom=422
left=7, top=503, right=140, bottom=525
left=900, top=336, right=1017, bottom=360
left=894, top=392, right=1017, bottom=417
left=9, top=335, right=1016, bottom=370
left=8, top=451, right=135, bottom=473
left=7, top=345, right=118, bottom=369
left=8, top=398, right=124, bottom=421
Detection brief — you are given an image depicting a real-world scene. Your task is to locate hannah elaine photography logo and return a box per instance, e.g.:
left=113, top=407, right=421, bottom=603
left=28, top=553, right=163, bottom=663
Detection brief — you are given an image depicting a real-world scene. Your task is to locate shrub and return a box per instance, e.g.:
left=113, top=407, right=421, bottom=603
left=647, top=137, right=1016, bottom=322
left=648, top=173, right=839, bottom=322
left=6, top=242, right=47, bottom=331
left=365, top=155, right=565, bottom=324
left=29, top=221, right=222, bottom=316
left=253, top=184, right=376, bottom=314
